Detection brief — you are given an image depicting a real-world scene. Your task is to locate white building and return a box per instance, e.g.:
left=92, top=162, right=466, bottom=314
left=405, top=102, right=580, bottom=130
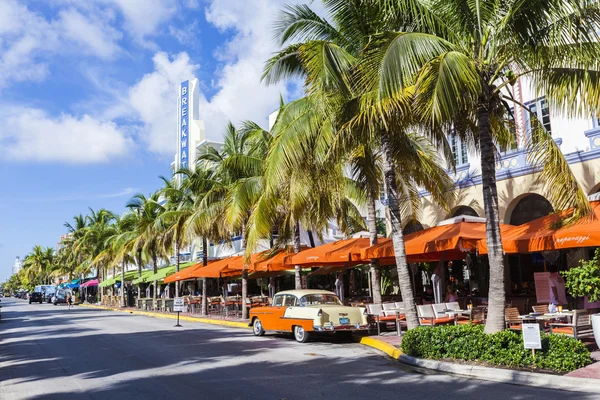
left=417, top=76, right=600, bottom=230
left=13, top=256, right=23, bottom=274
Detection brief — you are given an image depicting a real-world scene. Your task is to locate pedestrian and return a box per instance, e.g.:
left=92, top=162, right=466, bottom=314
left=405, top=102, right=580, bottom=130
left=67, top=293, right=73, bottom=310
left=445, top=285, right=459, bottom=303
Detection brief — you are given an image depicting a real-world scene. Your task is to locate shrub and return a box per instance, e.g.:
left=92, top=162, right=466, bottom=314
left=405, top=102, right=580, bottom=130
left=561, top=248, right=600, bottom=302
left=400, top=324, right=592, bottom=373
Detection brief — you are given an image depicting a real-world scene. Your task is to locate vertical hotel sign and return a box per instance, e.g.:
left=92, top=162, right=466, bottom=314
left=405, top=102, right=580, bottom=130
left=180, top=80, right=189, bottom=169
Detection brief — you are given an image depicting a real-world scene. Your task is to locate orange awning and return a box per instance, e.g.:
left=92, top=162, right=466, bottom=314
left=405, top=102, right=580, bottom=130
left=192, top=256, right=246, bottom=278
left=252, top=249, right=296, bottom=271
left=479, top=201, right=600, bottom=254
left=285, top=238, right=371, bottom=266
left=163, top=261, right=218, bottom=283
left=361, top=222, right=515, bottom=261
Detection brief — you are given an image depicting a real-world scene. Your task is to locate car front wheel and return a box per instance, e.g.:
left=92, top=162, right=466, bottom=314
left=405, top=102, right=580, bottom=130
left=252, top=318, right=265, bottom=336
left=294, top=325, right=310, bottom=343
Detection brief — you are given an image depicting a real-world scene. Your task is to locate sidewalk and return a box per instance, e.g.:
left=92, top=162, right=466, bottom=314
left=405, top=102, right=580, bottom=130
left=78, top=303, right=249, bottom=329
left=566, top=350, right=600, bottom=379
left=361, top=333, right=600, bottom=390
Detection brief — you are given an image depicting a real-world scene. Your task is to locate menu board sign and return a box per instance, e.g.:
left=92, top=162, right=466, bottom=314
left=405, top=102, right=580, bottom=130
left=534, top=272, right=551, bottom=303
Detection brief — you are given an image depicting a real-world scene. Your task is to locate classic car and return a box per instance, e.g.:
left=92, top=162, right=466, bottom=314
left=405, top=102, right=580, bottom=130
left=249, top=289, right=369, bottom=343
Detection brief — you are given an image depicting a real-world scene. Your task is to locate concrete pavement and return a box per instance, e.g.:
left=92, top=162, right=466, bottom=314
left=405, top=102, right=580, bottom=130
left=0, top=298, right=597, bottom=400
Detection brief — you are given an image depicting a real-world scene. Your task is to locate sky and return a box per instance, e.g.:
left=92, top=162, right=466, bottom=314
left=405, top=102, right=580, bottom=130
left=0, top=0, right=310, bottom=282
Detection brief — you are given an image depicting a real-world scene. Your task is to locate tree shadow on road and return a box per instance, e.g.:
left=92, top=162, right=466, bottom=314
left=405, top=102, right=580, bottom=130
left=0, top=300, right=595, bottom=400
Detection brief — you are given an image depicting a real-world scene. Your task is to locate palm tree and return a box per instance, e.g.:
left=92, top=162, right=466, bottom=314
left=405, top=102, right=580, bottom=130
left=181, top=164, right=226, bottom=316
left=197, top=122, right=267, bottom=319
left=157, top=176, right=195, bottom=298
left=127, top=193, right=166, bottom=305
left=262, top=2, right=453, bottom=328
left=359, top=0, right=598, bottom=332
left=22, top=246, right=55, bottom=284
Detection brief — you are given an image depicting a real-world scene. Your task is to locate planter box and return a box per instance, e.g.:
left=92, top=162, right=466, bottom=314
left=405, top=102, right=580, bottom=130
left=592, top=314, right=600, bottom=349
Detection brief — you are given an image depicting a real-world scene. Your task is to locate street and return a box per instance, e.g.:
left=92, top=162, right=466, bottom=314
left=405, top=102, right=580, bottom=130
left=0, top=298, right=595, bottom=400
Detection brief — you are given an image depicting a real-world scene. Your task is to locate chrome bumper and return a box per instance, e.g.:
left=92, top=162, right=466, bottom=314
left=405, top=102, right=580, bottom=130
left=313, top=323, right=369, bottom=332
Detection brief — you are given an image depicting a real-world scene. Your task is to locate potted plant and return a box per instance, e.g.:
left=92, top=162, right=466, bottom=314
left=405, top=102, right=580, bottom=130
left=562, top=249, right=600, bottom=348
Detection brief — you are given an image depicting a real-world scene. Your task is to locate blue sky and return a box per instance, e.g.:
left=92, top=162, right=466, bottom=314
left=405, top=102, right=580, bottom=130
left=0, top=0, right=303, bottom=282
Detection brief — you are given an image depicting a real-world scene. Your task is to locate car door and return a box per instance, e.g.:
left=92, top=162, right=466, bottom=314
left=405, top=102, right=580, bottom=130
left=252, top=294, right=287, bottom=331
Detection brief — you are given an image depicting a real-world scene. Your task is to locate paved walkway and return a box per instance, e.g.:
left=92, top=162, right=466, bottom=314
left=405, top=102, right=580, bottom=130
left=566, top=351, right=600, bottom=379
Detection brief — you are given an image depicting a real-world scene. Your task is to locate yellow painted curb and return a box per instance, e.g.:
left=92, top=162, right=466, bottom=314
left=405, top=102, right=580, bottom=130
left=360, top=336, right=402, bottom=360
left=77, top=303, right=250, bottom=329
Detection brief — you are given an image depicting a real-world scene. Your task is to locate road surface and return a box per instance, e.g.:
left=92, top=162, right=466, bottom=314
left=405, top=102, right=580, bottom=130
left=0, top=298, right=594, bottom=400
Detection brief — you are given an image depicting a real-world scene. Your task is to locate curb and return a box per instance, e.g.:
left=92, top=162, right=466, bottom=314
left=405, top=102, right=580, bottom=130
left=77, top=303, right=250, bottom=329
left=359, top=337, right=402, bottom=359
left=360, top=337, right=600, bottom=394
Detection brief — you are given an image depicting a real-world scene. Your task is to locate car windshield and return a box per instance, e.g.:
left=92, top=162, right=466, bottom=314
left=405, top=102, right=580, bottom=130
left=299, top=294, right=343, bottom=306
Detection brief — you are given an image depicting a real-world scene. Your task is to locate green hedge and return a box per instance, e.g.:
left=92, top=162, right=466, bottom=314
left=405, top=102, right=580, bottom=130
left=400, top=324, right=592, bottom=373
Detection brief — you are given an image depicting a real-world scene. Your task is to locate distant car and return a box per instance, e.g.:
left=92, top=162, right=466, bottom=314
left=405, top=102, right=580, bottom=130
left=52, top=292, right=67, bottom=305
left=249, top=290, right=369, bottom=343
left=29, top=292, right=43, bottom=304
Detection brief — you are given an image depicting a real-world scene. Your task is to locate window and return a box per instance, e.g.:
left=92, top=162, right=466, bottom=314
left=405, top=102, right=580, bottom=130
left=273, top=295, right=284, bottom=306
left=506, top=108, right=519, bottom=150
left=449, top=132, right=468, bottom=165
left=283, top=295, right=299, bottom=307
left=525, top=97, right=551, bottom=136
left=299, top=294, right=343, bottom=306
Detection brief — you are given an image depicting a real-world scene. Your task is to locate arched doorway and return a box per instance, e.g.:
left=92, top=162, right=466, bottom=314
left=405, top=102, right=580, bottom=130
left=508, top=194, right=554, bottom=225
left=451, top=206, right=479, bottom=217
left=506, top=194, right=554, bottom=297
left=403, top=220, right=424, bottom=235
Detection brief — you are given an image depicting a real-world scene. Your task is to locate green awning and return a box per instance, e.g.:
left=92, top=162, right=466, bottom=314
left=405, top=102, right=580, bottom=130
left=132, top=269, right=155, bottom=285
left=98, top=278, right=115, bottom=288
left=131, top=262, right=197, bottom=285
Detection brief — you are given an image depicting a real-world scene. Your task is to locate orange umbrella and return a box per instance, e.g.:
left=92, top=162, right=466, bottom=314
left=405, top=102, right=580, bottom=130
left=479, top=201, right=600, bottom=254
left=192, top=256, right=246, bottom=278
left=361, top=222, right=515, bottom=261
left=285, top=238, right=371, bottom=266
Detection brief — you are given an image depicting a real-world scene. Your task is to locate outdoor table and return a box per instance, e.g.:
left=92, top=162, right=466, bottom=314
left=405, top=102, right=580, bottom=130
left=444, top=309, right=471, bottom=325
left=518, top=311, right=573, bottom=321
left=387, top=308, right=406, bottom=336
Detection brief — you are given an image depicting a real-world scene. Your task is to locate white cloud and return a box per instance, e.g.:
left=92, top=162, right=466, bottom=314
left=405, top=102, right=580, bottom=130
left=19, top=187, right=138, bottom=203
left=128, top=52, right=199, bottom=154
left=199, top=0, right=292, bottom=139
left=0, top=106, right=133, bottom=163
left=0, top=0, right=122, bottom=87
left=58, top=8, right=122, bottom=59
left=103, top=0, right=177, bottom=46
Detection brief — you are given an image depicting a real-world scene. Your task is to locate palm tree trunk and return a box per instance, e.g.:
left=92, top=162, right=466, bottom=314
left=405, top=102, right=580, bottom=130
left=307, top=230, right=316, bottom=247
left=121, top=262, right=125, bottom=308
left=478, top=98, right=506, bottom=334
left=100, top=266, right=104, bottom=304
left=367, top=193, right=382, bottom=304
left=175, top=241, right=180, bottom=299
left=137, top=250, right=142, bottom=300
left=241, top=221, right=248, bottom=320
left=201, top=237, right=208, bottom=316
left=152, top=254, right=158, bottom=308
left=381, top=130, right=419, bottom=329
left=293, top=221, right=302, bottom=289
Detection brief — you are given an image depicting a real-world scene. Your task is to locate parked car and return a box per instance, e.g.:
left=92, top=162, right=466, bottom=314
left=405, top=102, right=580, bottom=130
left=29, top=292, right=43, bottom=304
left=52, top=291, right=68, bottom=305
left=249, top=290, right=369, bottom=343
